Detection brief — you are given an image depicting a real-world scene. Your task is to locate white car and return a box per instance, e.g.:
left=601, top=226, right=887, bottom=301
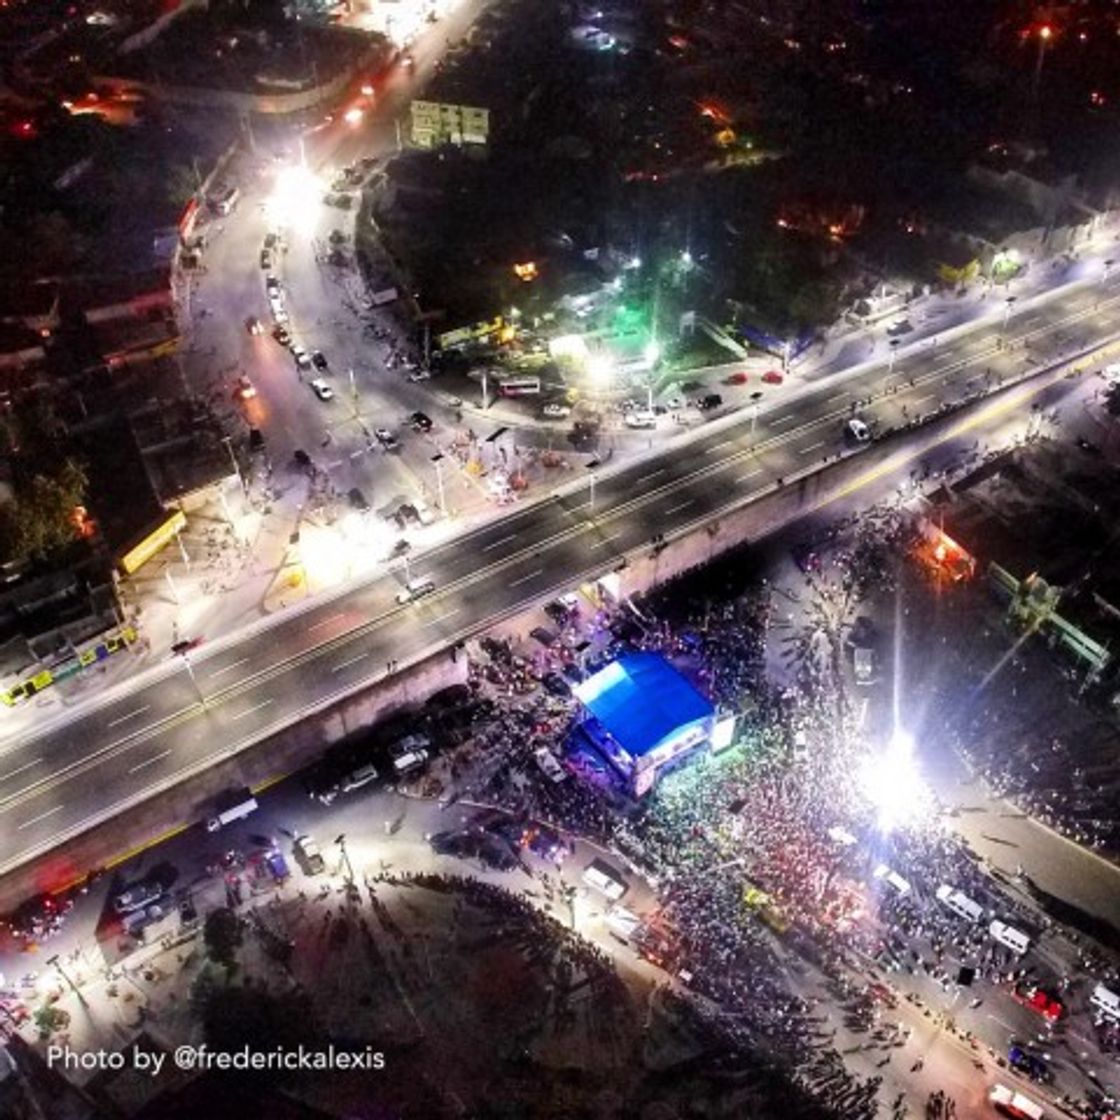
left=625, top=409, right=657, bottom=429
left=374, top=427, right=399, bottom=450
left=541, top=402, right=571, bottom=419
left=310, top=378, right=334, bottom=401
left=292, top=346, right=312, bottom=371
left=846, top=417, right=871, bottom=442
left=407, top=369, right=431, bottom=381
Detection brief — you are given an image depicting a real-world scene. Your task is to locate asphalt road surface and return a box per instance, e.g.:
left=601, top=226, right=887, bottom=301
left=3, top=270, right=1120, bottom=873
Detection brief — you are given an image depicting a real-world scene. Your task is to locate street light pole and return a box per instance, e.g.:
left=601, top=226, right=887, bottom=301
left=180, top=652, right=205, bottom=706
left=47, top=953, right=88, bottom=1008
left=1032, top=24, right=1052, bottom=101
left=222, top=435, right=247, bottom=496
left=586, top=458, right=600, bottom=514
left=431, top=453, right=446, bottom=516
left=888, top=338, right=900, bottom=375
left=335, top=834, right=355, bottom=886
left=1003, top=295, right=1018, bottom=330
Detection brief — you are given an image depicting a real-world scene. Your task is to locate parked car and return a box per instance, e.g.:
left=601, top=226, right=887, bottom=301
left=310, top=378, right=334, bottom=401
left=625, top=409, right=657, bottom=429
left=761, top=370, right=784, bottom=385
left=272, top=324, right=291, bottom=346
left=697, top=393, right=723, bottom=411
left=291, top=346, right=312, bottom=371
left=339, top=763, right=379, bottom=793
left=410, top=411, right=433, bottom=432
left=541, top=402, right=571, bottom=419
left=542, top=672, right=571, bottom=698
left=113, top=880, right=163, bottom=915
left=260, top=249, right=272, bottom=270
left=294, top=834, right=326, bottom=875
left=374, top=427, right=399, bottom=450
left=347, top=487, right=371, bottom=512
left=311, top=350, right=328, bottom=371
left=724, top=371, right=749, bottom=385
left=235, top=375, right=256, bottom=400
left=245, top=316, right=264, bottom=335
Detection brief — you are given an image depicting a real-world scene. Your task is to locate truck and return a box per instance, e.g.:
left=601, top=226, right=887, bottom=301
left=205, top=787, right=258, bottom=832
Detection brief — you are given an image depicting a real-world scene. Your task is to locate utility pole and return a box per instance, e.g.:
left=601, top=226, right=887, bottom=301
left=47, top=953, right=88, bottom=1008
left=431, top=453, right=446, bottom=516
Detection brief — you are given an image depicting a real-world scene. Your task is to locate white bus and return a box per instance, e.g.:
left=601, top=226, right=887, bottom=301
left=1090, top=983, right=1120, bottom=1024
left=582, top=859, right=627, bottom=901
left=935, top=884, right=984, bottom=923
left=211, top=185, right=240, bottom=216
left=497, top=375, right=541, bottom=397
left=989, top=919, right=1031, bottom=955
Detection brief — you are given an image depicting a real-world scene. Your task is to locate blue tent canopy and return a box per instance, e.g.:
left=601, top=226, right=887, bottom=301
left=573, top=652, right=714, bottom=760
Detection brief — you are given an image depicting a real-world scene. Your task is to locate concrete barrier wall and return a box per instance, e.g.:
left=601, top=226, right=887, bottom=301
left=0, top=648, right=465, bottom=913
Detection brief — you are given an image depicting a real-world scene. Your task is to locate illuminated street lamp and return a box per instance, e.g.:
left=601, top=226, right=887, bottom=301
left=859, top=728, right=929, bottom=833
left=1033, top=24, right=1053, bottom=100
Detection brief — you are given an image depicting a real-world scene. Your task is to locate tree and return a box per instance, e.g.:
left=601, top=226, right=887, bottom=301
left=165, top=162, right=200, bottom=210
left=203, top=907, right=243, bottom=968
left=0, top=458, right=88, bottom=565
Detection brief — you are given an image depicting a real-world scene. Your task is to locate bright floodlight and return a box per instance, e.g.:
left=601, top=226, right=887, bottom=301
left=859, top=728, right=928, bottom=833
left=344, top=106, right=364, bottom=126
left=644, top=340, right=661, bottom=365
left=587, top=353, right=614, bottom=380
left=268, top=165, right=320, bottom=231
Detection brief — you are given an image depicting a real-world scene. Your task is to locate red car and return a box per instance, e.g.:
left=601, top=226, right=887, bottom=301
left=724, top=371, right=749, bottom=385
left=1013, top=983, right=1064, bottom=1022
left=761, top=369, right=784, bottom=385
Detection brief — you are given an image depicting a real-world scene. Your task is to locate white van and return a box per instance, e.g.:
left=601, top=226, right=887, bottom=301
left=989, top=919, right=1031, bottom=955
left=396, top=576, right=435, bottom=604
left=582, top=859, right=627, bottom=901
left=391, top=746, right=429, bottom=776
left=873, top=864, right=912, bottom=896
left=605, top=905, right=642, bottom=941
left=935, top=884, right=984, bottom=923
left=1090, top=983, right=1120, bottom=1024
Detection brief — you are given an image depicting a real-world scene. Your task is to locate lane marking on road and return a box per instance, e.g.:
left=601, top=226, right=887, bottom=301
left=509, top=568, right=544, bottom=588
left=208, top=657, right=249, bottom=679
left=664, top=499, right=695, bottom=516
left=589, top=532, right=623, bottom=550
left=128, top=750, right=171, bottom=775
left=424, top=607, right=463, bottom=628
left=231, top=699, right=274, bottom=722
left=308, top=612, right=344, bottom=633
left=636, top=468, right=667, bottom=484
left=799, top=441, right=825, bottom=455
left=736, top=468, right=764, bottom=483
left=0, top=758, right=42, bottom=784
left=107, top=706, right=150, bottom=729
left=828, top=389, right=849, bottom=400
left=705, top=439, right=734, bottom=454
left=771, top=413, right=796, bottom=425
left=18, top=804, right=63, bottom=831
left=913, top=394, right=934, bottom=405
left=331, top=652, right=370, bottom=673
left=482, top=533, right=518, bottom=553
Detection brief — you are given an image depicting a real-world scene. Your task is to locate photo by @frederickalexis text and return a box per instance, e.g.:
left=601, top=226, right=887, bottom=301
left=46, top=1043, right=386, bottom=1077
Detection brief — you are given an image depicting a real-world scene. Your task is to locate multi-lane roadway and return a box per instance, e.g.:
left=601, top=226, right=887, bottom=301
left=3, top=268, right=1120, bottom=874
